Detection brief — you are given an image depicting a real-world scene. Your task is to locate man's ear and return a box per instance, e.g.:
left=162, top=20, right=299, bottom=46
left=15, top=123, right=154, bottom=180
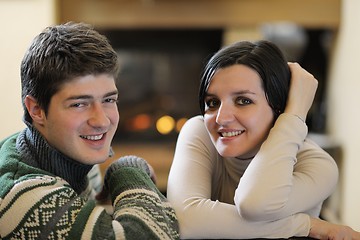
left=24, top=95, right=46, bottom=126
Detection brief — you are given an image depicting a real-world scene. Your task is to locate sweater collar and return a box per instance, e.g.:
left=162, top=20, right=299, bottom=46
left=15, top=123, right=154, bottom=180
left=16, top=122, right=93, bottom=194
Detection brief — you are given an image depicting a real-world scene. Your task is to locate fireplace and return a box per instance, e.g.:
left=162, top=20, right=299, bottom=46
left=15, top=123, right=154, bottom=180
left=101, top=28, right=223, bottom=144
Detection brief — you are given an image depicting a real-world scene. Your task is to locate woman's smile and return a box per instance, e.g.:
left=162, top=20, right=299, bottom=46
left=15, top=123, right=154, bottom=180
left=204, top=64, right=274, bottom=158
left=218, top=129, right=245, bottom=138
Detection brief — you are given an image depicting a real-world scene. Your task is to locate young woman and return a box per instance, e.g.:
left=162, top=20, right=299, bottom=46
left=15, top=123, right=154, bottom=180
left=167, top=40, right=360, bottom=239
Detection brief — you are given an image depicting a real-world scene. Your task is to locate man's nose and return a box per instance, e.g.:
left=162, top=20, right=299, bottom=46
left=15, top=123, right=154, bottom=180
left=88, top=103, right=110, bottom=128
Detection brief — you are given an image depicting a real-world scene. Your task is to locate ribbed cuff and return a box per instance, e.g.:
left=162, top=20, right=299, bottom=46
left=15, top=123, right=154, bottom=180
left=104, top=155, right=151, bottom=190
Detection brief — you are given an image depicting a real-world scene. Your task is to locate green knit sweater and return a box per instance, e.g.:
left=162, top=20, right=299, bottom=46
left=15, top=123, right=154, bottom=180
left=0, top=127, right=179, bottom=239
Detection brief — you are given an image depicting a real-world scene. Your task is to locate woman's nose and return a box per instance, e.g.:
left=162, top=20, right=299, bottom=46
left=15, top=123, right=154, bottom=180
left=216, top=103, right=234, bottom=125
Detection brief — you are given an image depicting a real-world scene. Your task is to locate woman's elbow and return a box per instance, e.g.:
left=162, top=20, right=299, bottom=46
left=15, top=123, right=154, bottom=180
left=236, top=197, right=266, bottom=221
left=235, top=192, right=284, bottom=221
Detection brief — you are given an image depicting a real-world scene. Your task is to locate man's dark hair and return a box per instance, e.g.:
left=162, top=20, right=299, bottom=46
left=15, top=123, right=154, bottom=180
left=20, top=22, right=119, bottom=123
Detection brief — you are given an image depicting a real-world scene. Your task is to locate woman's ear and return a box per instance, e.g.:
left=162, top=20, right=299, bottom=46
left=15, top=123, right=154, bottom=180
left=24, top=95, right=46, bottom=126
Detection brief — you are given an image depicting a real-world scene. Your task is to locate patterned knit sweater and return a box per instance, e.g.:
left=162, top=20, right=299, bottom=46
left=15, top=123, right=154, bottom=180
left=0, top=126, right=179, bottom=239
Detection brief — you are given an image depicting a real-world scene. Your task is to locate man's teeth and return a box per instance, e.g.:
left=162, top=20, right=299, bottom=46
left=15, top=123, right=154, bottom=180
left=81, top=134, right=103, bottom=140
left=221, top=130, right=243, bottom=137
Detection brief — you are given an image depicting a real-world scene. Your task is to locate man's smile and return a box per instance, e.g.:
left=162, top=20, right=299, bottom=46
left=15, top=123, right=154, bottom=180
left=80, top=134, right=105, bottom=141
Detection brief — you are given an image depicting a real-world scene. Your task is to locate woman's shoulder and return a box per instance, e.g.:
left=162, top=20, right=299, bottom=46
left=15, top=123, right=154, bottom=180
left=185, top=115, right=204, bottom=124
left=180, top=115, right=207, bottom=135
left=177, top=115, right=216, bottom=153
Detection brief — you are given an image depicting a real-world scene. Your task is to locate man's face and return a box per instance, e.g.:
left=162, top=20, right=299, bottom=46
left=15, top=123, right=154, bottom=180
left=35, top=74, right=119, bottom=165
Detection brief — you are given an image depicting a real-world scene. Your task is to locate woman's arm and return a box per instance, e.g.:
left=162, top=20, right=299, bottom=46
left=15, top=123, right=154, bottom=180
left=167, top=116, right=311, bottom=239
left=234, top=113, right=338, bottom=221
left=234, top=63, right=338, bottom=221
left=309, top=218, right=360, bottom=239
left=285, top=62, right=319, bottom=122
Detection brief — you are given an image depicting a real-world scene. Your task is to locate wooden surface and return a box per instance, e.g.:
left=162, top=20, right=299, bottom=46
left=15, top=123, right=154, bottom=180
left=57, top=0, right=340, bottom=29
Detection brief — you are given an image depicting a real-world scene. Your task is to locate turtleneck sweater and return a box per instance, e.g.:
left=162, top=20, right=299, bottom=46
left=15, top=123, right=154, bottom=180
left=16, top=123, right=92, bottom=194
left=167, top=114, right=338, bottom=239
left=0, top=125, right=179, bottom=239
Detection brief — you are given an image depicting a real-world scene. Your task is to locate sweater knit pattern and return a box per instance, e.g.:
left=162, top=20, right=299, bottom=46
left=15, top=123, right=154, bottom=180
left=0, top=127, right=179, bottom=239
left=16, top=123, right=93, bottom=193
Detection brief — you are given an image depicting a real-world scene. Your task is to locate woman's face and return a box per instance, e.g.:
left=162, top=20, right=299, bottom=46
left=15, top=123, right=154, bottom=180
left=203, top=64, right=274, bottom=159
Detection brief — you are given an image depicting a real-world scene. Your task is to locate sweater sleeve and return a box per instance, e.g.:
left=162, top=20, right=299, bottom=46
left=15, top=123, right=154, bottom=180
left=0, top=157, right=179, bottom=239
left=167, top=115, right=311, bottom=239
left=234, top=113, right=339, bottom=221
left=101, top=155, right=179, bottom=239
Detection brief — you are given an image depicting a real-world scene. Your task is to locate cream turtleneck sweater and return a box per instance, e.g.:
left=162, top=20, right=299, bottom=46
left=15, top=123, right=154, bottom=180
left=167, top=113, right=338, bottom=239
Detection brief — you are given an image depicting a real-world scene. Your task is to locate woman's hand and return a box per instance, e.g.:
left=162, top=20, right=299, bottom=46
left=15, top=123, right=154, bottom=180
left=309, top=217, right=360, bottom=240
left=285, top=62, right=318, bottom=122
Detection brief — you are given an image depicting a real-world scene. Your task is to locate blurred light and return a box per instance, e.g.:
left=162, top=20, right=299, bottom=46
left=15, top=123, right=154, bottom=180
left=129, top=114, right=151, bottom=131
left=176, top=118, right=188, bottom=132
left=156, top=115, right=175, bottom=135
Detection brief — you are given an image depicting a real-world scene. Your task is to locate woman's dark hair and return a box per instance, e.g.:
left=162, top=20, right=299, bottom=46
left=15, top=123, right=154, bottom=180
left=199, top=40, right=290, bottom=120
left=20, top=22, right=119, bottom=123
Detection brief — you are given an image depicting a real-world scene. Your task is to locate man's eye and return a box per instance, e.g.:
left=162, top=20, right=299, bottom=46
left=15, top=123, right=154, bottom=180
left=236, top=97, right=252, bottom=105
left=205, top=98, right=220, bottom=108
left=70, top=102, right=86, bottom=108
left=104, top=97, right=118, bottom=104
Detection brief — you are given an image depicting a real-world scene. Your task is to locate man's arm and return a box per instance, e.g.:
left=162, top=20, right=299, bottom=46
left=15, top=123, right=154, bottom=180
left=0, top=156, right=179, bottom=240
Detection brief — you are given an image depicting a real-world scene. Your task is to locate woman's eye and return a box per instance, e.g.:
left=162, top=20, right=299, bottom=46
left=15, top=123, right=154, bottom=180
left=205, top=98, right=220, bottom=109
left=236, top=97, right=252, bottom=105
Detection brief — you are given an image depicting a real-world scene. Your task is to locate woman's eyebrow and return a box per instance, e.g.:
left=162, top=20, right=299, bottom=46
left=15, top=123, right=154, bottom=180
left=204, top=92, right=216, bottom=98
left=205, top=90, right=256, bottom=96
left=232, top=90, right=256, bottom=95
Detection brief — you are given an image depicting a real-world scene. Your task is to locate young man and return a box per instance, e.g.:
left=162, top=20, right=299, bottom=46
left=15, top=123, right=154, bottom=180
left=0, top=22, right=179, bottom=239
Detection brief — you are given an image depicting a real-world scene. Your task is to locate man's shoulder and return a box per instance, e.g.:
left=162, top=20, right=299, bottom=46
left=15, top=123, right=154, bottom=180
left=0, top=170, right=68, bottom=199
left=0, top=132, right=19, bottom=149
left=0, top=173, right=83, bottom=239
left=0, top=130, right=45, bottom=171
left=0, top=133, right=63, bottom=200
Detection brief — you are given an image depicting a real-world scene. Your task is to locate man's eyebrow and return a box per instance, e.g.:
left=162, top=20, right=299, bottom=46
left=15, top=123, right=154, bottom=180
left=104, top=90, right=118, bottom=98
left=65, top=90, right=118, bottom=101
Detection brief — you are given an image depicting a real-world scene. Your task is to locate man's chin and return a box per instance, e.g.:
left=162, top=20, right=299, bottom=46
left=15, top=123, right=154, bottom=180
left=76, top=154, right=109, bottom=165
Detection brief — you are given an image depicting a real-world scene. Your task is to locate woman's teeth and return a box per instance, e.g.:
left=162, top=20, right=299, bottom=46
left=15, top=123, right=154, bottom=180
left=221, top=130, right=244, bottom=137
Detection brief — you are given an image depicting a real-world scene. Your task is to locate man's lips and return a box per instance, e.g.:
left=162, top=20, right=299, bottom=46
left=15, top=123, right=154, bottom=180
left=80, top=133, right=105, bottom=141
